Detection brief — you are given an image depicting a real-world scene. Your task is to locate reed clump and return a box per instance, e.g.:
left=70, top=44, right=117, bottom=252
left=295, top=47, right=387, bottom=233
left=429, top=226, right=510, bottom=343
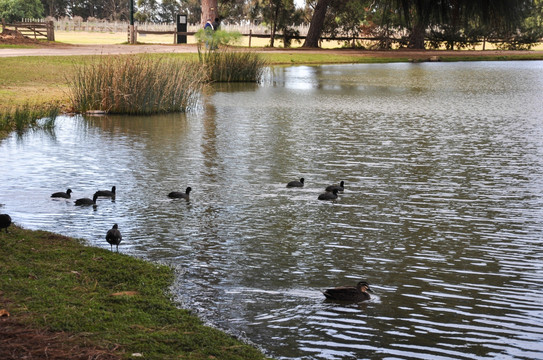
left=69, top=55, right=207, bottom=115
left=0, top=103, right=59, bottom=134
left=200, top=48, right=268, bottom=82
left=195, top=29, right=267, bottom=82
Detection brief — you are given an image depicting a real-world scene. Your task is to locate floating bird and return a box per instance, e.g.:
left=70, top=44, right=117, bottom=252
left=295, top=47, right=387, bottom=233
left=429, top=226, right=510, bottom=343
left=0, top=214, right=12, bottom=233
left=75, top=193, right=98, bottom=206
left=322, top=281, right=374, bottom=302
left=106, top=223, right=122, bottom=252
left=326, top=180, right=345, bottom=192
left=286, top=178, right=305, bottom=188
left=95, top=186, right=116, bottom=198
left=51, top=189, right=72, bottom=198
left=168, top=187, right=191, bottom=200
left=318, top=188, right=338, bottom=200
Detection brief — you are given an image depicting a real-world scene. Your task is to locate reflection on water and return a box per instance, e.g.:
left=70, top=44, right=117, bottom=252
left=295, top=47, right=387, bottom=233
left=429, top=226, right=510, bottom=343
left=2, top=61, right=543, bottom=359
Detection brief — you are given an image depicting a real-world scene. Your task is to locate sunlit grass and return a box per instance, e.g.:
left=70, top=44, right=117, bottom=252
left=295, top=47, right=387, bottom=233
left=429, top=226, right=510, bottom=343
left=0, top=226, right=268, bottom=359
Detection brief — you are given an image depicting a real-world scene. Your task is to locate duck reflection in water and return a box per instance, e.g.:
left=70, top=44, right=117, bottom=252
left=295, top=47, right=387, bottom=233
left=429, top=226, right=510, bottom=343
left=322, top=281, right=374, bottom=302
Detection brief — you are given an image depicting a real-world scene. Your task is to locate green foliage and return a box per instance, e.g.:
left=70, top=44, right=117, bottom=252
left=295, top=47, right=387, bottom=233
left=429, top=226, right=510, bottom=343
left=68, top=55, right=207, bottom=115
left=194, top=28, right=242, bottom=49
left=0, top=103, right=59, bottom=134
left=194, top=29, right=266, bottom=83
left=0, top=0, right=44, bottom=22
left=0, top=226, right=268, bottom=359
left=199, top=48, right=268, bottom=82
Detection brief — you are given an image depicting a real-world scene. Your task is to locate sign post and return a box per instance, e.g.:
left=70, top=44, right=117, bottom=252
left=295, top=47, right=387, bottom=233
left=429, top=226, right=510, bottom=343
left=176, top=14, right=187, bottom=44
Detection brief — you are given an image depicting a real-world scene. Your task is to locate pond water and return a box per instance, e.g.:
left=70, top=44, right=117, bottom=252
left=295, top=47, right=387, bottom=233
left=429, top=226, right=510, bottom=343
left=2, top=61, right=543, bottom=359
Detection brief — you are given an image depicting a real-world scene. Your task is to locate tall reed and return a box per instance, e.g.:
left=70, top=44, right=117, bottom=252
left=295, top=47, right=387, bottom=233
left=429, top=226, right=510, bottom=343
left=199, top=48, right=268, bottom=82
left=195, top=29, right=267, bottom=83
left=0, top=103, right=59, bottom=134
left=69, top=55, right=207, bottom=115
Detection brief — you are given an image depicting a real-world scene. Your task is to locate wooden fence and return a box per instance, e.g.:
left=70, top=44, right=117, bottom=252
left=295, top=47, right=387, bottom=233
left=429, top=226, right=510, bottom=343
left=1, top=19, right=55, bottom=41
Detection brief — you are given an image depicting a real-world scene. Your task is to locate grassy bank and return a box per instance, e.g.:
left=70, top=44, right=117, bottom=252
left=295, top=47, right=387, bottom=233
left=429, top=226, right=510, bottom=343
left=0, top=225, right=268, bottom=360
left=2, top=50, right=543, bottom=112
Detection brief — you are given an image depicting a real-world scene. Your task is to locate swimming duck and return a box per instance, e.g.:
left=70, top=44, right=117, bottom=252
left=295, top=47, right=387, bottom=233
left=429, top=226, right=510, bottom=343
left=75, top=193, right=98, bottom=206
left=95, top=186, right=116, bottom=198
left=106, top=223, right=122, bottom=252
left=326, top=180, right=344, bottom=192
left=286, top=178, right=305, bottom=188
left=168, top=186, right=191, bottom=200
left=0, top=214, right=12, bottom=233
left=318, top=188, right=338, bottom=200
left=51, top=189, right=72, bottom=198
left=322, top=281, right=374, bottom=302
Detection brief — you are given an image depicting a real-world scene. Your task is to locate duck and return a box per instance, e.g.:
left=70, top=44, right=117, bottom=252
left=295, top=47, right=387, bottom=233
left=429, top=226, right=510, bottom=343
left=286, top=178, right=305, bottom=188
left=318, top=188, right=338, bottom=200
left=95, top=186, right=116, bottom=198
left=106, top=223, right=122, bottom=252
left=322, top=281, right=374, bottom=302
left=51, top=188, right=72, bottom=198
left=168, top=186, right=191, bottom=200
left=0, top=214, right=12, bottom=233
left=74, top=193, right=98, bottom=206
left=326, top=180, right=344, bottom=192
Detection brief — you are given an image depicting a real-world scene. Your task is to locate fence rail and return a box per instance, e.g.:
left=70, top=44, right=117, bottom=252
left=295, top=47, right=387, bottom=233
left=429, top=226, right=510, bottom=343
left=1, top=19, right=55, bottom=41
left=49, top=19, right=306, bottom=36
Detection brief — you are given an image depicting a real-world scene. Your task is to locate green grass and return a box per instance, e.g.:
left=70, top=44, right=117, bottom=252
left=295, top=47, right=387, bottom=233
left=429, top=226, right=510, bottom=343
left=2, top=50, right=543, bottom=112
left=0, top=226, right=268, bottom=360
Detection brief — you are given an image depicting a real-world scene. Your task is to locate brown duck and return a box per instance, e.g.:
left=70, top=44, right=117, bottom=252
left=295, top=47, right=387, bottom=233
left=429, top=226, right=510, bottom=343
left=322, top=281, right=374, bottom=302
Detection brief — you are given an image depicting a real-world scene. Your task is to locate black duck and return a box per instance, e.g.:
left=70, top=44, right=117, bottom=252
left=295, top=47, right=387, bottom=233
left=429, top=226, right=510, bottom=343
left=106, top=223, right=122, bottom=252
left=51, top=189, right=72, bottom=198
left=318, top=188, right=338, bottom=200
left=326, top=181, right=344, bottom=192
left=95, top=186, right=116, bottom=198
left=0, top=214, right=12, bottom=233
left=286, top=178, right=304, bottom=188
left=168, top=187, right=191, bottom=200
left=75, top=193, right=98, bottom=206
left=322, top=281, right=374, bottom=302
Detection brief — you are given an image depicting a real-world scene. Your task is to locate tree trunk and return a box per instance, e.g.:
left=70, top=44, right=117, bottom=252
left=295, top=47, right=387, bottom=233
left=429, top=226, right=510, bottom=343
left=409, top=22, right=426, bottom=49
left=201, top=0, right=218, bottom=26
left=302, top=0, right=331, bottom=48
left=270, top=3, right=280, bottom=47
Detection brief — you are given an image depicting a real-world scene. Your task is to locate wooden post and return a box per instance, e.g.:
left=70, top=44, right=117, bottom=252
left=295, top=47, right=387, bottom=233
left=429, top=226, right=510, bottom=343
left=128, top=24, right=136, bottom=44
left=249, top=29, right=252, bottom=48
left=47, top=20, right=55, bottom=41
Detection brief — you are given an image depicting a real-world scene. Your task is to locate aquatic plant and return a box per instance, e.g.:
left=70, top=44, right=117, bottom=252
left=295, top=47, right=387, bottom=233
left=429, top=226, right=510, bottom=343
left=199, top=48, right=268, bottom=83
left=195, top=29, right=267, bottom=83
left=68, top=55, right=207, bottom=115
left=0, top=103, right=59, bottom=134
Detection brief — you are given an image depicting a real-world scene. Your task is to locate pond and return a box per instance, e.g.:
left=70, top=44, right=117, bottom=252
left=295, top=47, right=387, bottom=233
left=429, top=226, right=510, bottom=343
left=2, top=61, right=543, bottom=359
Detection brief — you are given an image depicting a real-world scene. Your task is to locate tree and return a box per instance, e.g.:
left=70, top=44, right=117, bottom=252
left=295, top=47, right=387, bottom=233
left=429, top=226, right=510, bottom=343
left=302, top=0, right=330, bottom=47
left=42, top=0, right=69, bottom=18
left=159, top=0, right=181, bottom=22
left=0, top=0, right=44, bottom=22
left=201, top=0, right=218, bottom=25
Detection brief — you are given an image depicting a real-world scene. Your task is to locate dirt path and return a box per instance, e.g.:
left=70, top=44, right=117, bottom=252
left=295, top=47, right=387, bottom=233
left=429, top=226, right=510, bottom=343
left=1, top=42, right=541, bottom=59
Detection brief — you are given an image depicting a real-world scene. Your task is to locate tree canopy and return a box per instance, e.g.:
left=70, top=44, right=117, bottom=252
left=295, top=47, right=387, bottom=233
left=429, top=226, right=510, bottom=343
left=2, top=0, right=541, bottom=50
